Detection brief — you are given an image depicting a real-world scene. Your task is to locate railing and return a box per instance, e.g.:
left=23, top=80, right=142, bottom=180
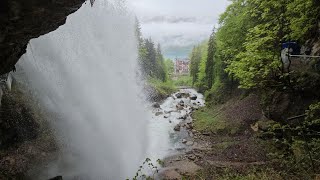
left=289, top=54, right=320, bottom=58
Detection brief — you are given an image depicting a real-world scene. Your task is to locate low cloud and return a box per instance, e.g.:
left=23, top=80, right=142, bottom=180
left=142, top=16, right=197, bottom=24
left=141, top=22, right=214, bottom=48
left=128, top=0, right=230, bottom=58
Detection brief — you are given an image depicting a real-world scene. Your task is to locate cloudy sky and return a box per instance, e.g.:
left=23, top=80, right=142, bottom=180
left=127, top=0, right=230, bottom=59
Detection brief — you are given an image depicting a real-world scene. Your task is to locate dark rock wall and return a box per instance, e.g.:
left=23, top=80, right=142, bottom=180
left=0, top=85, right=40, bottom=149
left=0, top=0, right=86, bottom=75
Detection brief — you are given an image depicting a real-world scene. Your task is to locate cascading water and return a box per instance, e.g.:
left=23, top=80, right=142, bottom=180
left=15, top=1, right=148, bottom=179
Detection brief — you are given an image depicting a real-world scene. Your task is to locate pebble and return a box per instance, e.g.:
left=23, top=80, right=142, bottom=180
left=186, top=141, right=194, bottom=146
left=187, top=155, right=197, bottom=161
left=174, top=124, right=181, bottom=131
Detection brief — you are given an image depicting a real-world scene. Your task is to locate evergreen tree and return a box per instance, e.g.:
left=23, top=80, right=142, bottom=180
left=189, top=46, right=202, bottom=85
left=205, top=30, right=216, bottom=89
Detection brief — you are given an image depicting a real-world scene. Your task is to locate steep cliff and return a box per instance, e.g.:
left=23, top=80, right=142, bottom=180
left=0, top=0, right=86, bottom=75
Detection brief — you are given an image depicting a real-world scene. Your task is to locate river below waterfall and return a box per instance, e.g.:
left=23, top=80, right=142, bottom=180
left=146, top=88, right=205, bottom=163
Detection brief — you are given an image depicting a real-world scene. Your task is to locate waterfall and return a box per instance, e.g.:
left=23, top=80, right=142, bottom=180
left=16, top=1, right=148, bottom=179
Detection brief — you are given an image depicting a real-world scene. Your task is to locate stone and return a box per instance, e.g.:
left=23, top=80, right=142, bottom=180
left=48, top=176, right=63, bottom=180
left=167, top=161, right=202, bottom=176
left=187, top=154, right=196, bottom=161
left=159, top=169, right=181, bottom=180
left=174, top=124, right=181, bottom=131
left=202, top=132, right=210, bottom=136
left=186, top=141, right=194, bottom=146
left=152, top=103, right=161, bottom=108
left=182, top=139, right=187, bottom=143
left=190, top=95, right=197, bottom=100
left=176, top=105, right=184, bottom=110
left=186, top=124, right=193, bottom=130
left=178, top=115, right=187, bottom=120
left=189, top=132, right=194, bottom=138
left=164, top=115, right=169, bottom=118
left=175, top=93, right=182, bottom=98
left=155, top=112, right=163, bottom=116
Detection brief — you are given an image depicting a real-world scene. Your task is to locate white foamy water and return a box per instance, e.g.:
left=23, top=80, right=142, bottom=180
left=146, top=89, right=205, bottom=160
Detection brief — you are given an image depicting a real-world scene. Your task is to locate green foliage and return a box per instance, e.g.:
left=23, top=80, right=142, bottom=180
left=135, top=19, right=167, bottom=82
left=224, top=0, right=285, bottom=88
left=189, top=44, right=204, bottom=86
left=188, top=0, right=320, bottom=91
left=306, top=102, right=320, bottom=120
left=173, top=75, right=192, bottom=87
left=192, top=107, right=227, bottom=133
left=164, top=59, right=174, bottom=78
left=189, top=28, right=232, bottom=97
left=215, top=168, right=283, bottom=180
left=205, top=80, right=229, bottom=105
left=287, top=0, right=320, bottom=41
left=148, top=78, right=176, bottom=97
left=262, top=102, right=320, bottom=178
left=205, top=30, right=216, bottom=89
left=220, top=0, right=320, bottom=88
left=190, top=41, right=208, bottom=92
left=196, top=42, right=208, bottom=91
left=193, top=106, right=240, bottom=135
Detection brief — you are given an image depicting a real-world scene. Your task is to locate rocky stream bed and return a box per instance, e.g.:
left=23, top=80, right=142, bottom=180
left=147, top=89, right=211, bottom=179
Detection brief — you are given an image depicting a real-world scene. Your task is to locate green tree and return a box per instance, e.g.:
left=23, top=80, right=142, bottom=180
left=164, top=59, right=174, bottom=77
left=155, top=44, right=167, bottom=82
left=205, top=30, right=216, bottom=89
left=225, top=0, right=288, bottom=88
left=195, top=42, right=209, bottom=91
left=189, top=46, right=202, bottom=86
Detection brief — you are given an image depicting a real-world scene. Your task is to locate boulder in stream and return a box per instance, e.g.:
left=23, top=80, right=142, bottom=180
left=190, top=95, right=197, bottom=100
left=178, top=115, right=187, bottom=120
left=152, top=103, right=161, bottom=108
left=174, top=124, right=181, bottom=131
left=155, top=112, right=164, bottom=116
left=186, top=141, right=194, bottom=146
left=189, top=132, right=194, bottom=138
left=175, top=93, right=182, bottom=98
left=176, top=105, right=184, bottom=110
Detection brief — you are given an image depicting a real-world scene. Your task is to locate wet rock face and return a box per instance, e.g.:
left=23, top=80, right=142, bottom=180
left=0, top=0, right=85, bottom=75
left=0, top=88, right=40, bottom=149
left=0, top=87, right=3, bottom=106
